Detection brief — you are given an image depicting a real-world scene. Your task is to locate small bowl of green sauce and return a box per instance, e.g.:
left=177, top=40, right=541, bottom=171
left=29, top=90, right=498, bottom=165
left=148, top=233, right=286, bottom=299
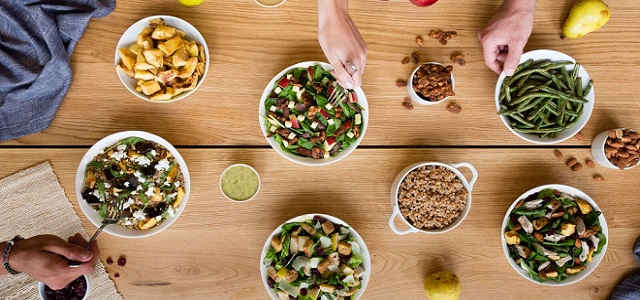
left=219, top=164, right=261, bottom=202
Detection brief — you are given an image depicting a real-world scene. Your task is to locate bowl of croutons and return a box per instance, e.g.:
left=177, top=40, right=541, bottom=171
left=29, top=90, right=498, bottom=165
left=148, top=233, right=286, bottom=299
left=115, top=16, right=209, bottom=102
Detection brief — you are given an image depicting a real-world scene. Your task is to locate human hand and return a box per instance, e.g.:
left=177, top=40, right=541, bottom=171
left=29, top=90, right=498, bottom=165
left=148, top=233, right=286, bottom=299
left=7, top=234, right=100, bottom=290
left=478, top=0, right=536, bottom=75
left=317, top=0, right=367, bottom=89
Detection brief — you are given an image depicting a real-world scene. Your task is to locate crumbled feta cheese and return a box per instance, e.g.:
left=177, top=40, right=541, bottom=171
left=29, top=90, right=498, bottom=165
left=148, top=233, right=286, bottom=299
left=283, top=140, right=289, bottom=147
left=123, top=218, right=132, bottom=226
left=104, top=182, right=111, bottom=189
left=98, top=149, right=105, bottom=154
left=117, top=144, right=127, bottom=151
left=167, top=206, right=176, bottom=217
left=168, top=192, right=178, bottom=200
left=145, top=184, right=156, bottom=198
left=134, top=171, right=146, bottom=183
left=133, top=209, right=146, bottom=221
left=133, top=155, right=151, bottom=167
left=355, top=113, right=362, bottom=125
left=131, top=190, right=138, bottom=195
left=122, top=198, right=133, bottom=210
left=269, top=105, right=277, bottom=112
left=156, top=216, right=162, bottom=222
left=346, top=132, right=355, bottom=139
left=113, top=191, right=119, bottom=197
left=287, top=132, right=296, bottom=140
left=285, top=121, right=292, bottom=128
left=327, top=119, right=334, bottom=126
left=136, top=185, right=143, bottom=191
left=274, top=87, right=282, bottom=94
left=288, top=101, right=295, bottom=109
left=150, top=150, right=157, bottom=157
left=311, top=121, right=318, bottom=129
left=155, top=159, right=170, bottom=172
left=325, top=103, right=333, bottom=110
left=124, top=181, right=130, bottom=188
left=297, top=115, right=305, bottom=122
left=175, top=181, right=181, bottom=187
left=110, top=149, right=126, bottom=161
left=292, top=86, right=300, bottom=93
left=269, top=125, right=277, bottom=133
left=164, top=181, right=171, bottom=186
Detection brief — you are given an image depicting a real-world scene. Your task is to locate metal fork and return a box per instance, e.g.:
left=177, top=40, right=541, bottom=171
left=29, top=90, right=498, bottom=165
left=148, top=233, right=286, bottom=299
left=328, top=83, right=348, bottom=107
left=69, top=200, right=125, bottom=267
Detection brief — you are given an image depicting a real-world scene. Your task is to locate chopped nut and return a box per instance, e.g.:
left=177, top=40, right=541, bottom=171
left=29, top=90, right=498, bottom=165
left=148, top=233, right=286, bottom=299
left=574, top=131, right=583, bottom=140
left=411, top=51, right=419, bottom=64
left=401, top=56, right=410, bottom=64
left=566, top=158, right=578, bottom=168
left=402, top=97, right=414, bottom=110
left=450, top=53, right=466, bottom=66
left=585, top=158, right=596, bottom=168
left=396, top=79, right=407, bottom=87
left=416, top=35, right=425, bottom=47
left=445, top=103, right=462, bottom=113
left=571, top=163, right=583, bottom=171
left=533, top=232, right=544, bottom=242
left=593, top=174, right=605, bottom=181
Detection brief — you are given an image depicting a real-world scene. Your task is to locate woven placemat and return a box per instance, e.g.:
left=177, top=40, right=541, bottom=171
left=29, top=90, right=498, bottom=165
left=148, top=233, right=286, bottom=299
left=0, top=162, right=122, bottom=300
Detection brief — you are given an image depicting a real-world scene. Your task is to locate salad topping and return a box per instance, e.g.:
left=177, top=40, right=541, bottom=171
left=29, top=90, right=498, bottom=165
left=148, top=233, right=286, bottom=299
left=264, top=216, right=366, bottom=300
left=504, top=188, right=606, bottom=282
left=81, top=137, right=185, bottom=230
left=263, top=65, right=365, bottom=159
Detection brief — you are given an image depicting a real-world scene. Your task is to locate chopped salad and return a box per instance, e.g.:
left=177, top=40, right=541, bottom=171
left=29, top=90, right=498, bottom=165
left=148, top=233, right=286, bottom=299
left=263, top=216, right=366, bottom=300
left=263, top=64, right=365, bottom=159
left=81, top=137, right=185, bottom=230
left=504, top=188, right=606, bottom=283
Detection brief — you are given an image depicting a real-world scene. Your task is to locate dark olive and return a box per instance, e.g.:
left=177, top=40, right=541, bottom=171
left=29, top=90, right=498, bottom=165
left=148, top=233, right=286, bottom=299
left=144, top=202, right=167, bottom=218
left=116, top=176, right=137, bottom=190
left=135, top=142, right=156, bottom=153
left=299, top=70, right=308, bottom=86
left=140, top=163, right=156, bottom=177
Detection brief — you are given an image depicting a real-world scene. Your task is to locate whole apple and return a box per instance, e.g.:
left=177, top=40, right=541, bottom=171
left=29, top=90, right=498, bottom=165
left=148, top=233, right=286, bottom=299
left=410, top=0, right=438, bottom=6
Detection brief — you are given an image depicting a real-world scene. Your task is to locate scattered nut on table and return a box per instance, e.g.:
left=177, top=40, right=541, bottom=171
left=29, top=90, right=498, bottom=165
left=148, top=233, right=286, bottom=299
left=411, top=51, right=420, bottom=64
left=402, top=56, right=410, bottom=64
left=396, top=79, right=407, bottom=87
left=585, top=158, right=596, bottom=168
left=416, top=35, right=425, bottom=47
left=450, top=53, right=466, bottom=66
left=566, top=158, right=578, bottom=168
left=571, top=163, right=583, bottom=171
left=446, top=103, right=462, bottom=113
left=402, top=97, right=414, bottom=110
left=429, top=30, right=458, bottom=45
left=593, top=174, right=605, bottom=181
left=574, top=131, right=583, bottom=140
left=554, top=149, right=564, bottom=159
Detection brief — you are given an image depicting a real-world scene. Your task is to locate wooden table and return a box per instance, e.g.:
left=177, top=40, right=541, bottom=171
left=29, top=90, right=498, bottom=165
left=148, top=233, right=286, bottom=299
left=1, top=0, right=639, bottom=299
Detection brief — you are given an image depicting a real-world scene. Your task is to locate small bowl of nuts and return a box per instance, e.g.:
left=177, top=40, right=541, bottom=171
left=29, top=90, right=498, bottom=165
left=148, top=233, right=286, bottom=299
left=592, top=128, right=640, bottom=170
left=388, top=162, right=477, bottom=235
left=407, top=62, right=455, bottom=105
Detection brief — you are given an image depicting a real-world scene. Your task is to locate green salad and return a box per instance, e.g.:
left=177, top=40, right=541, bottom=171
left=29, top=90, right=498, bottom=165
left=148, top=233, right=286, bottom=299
left=263, top=64, right=365, bottom=159
left=504, top=188, right=606, bottom=283
left=264, top=216, right=366, bottom=300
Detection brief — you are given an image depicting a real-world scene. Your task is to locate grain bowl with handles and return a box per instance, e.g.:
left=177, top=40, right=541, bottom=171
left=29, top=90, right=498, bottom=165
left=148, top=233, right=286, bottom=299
left=389, top=162, right=477, bottom=235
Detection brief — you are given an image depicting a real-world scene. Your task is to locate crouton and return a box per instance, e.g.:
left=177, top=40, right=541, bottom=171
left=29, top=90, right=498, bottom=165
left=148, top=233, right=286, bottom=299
left=285, top=269, right=298, bottom=283
left=575, top=198, right=593, bottom=215
left=158, top=36, right=184, bottom=56
left=151, top=25, right=177, bottom=40
left=302, top=224, right=316, bottom=235
left=136, top=27, right=153, bottom=45
left=142, top=49, right=164, bottom=68
left=134, top=70, right=154, bottom=81
left=178, top=57, right=198, bottom=79
left=319, top=284, right=335, bottom=293
left=337, top=241, right=352, bottom=255
left=172, top=47, right=190, bottom=67
left=560, top=222, right=576, bottom=236
left=155, top=68, right=178, bottom=85
left=276, top=290, right=288, bottom=300
left=271, top=236, right=283, bottom=252
left=322, top=221, right=335, bottom=235
left=317, top=258, right=331, bottom=275
left=266, top=265, right=279, bottom=281
left=302, top=239, right=314, bottom=257
left=339, top=264, right=354, bottom=275
left=289, top=235, right=299, bottom=254
left=140, top=80, right=161, bottom=95
left=186, top=42, right=199, bottom=57
left=116, top=62, right=134, bottom=78
left=118, top=48, right=137, bottom=70
left=147, top=18, right=166, bottom=28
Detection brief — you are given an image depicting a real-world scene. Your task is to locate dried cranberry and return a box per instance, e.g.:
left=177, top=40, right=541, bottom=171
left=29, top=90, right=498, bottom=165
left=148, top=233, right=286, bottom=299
left=44, top=276, right=87, bottom=300
left=313, top=215, right=326, bottom=223
left=311, top=268, right=320, bottom=275
left=524, top=192, right=539, bottom=201
left=334, top=224, right=342, bottom=232
left=106, top=257, right=113, bottom=265
left=117, top=256, right=126, bottom=266
left=300, top=288, right=308, bottom=296
left=310, top=284, right=319, bottom=290
left=267, top=277, right=275, bottom=288
left=586, top=239, right=594, bottom=248
left=340, top=275, right=346, bottom=280
left=336, top=285, right=344, bottom=290
left=339, top=254, right=351, bottom=263
left=548, top=229, right=556, bottom=235
left=289, top=296, right=296, bottom=300
left=114, top=273, right=120, bottom=278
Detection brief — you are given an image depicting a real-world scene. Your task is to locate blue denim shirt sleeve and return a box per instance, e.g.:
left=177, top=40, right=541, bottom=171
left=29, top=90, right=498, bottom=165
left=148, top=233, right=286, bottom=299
left=610, top=239, right=640, bottom=300
left=0, top=0, right=115, bottom=141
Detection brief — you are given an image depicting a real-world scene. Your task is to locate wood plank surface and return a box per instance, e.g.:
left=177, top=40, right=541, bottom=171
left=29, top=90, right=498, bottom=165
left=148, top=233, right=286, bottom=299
left=2, top=0, right=639, bottom=146
left=1, top=148, right=638, bottom=299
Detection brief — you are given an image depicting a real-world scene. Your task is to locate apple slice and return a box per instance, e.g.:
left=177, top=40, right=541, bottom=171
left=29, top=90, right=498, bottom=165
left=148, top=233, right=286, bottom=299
left=328, top=85, right=335, bottom=97
left=307, top=66, right=315, bottom=80
left=319, top=109, right=330, bottom=119
left=348, top=91, right=358, bottom=103
left=323, top=136, right=337, bottom=152
left=289, top=115, right=300, bottom=129
left=277, top=77, right=291, bottom=89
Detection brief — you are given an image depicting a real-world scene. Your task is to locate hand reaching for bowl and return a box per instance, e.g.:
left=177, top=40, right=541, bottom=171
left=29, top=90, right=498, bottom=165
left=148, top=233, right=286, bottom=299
left=1, top=234, right=100, bottom=290
left=478, top=0, right=536, bottom=76
left=317, top=0, right=367, bottom=89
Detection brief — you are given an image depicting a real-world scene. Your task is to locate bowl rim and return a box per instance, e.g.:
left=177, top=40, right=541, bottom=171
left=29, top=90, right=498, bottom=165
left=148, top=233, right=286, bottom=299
left=38, top=274, right=92, bottom=300
left=114, top=15, right=210, bottom=103
left=494, top=49, right=595, bottom=145
left=218, top=163, right=261, bottom=202
left=75, top=130, right=190, bottom=238
left=389, top=162, right=476, bottom=234
left=258, top=61, right=368, bottom=166
left=500, top=184, right=608, bottom=286
left=407, top=62, right=455, bottom=105
left=254, top=0, right=287, bottom=8
left=259, top=213, right=371, bottom=300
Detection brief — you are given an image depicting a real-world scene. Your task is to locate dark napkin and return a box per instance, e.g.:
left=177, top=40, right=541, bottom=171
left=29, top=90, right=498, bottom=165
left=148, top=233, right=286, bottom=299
left=0, top=0, right=115, bottom=141
left=610, top=239, right=640, bottom=300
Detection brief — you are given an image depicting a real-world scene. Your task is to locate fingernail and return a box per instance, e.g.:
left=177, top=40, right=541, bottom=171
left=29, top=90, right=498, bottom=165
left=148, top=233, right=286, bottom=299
left=345, top=82, right=354, bottom=89
left=80, top=250, right=92, bottom=260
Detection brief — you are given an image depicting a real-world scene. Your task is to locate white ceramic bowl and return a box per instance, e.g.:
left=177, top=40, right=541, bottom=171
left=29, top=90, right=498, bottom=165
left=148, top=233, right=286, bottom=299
left=114, top=15, right=210, bottom=103
left=591, top=128, right=639, bottom=170
left=258, top=61, right=368, bottom=166
left=260, top=214, right=371, bottom=299
left=494, top=49, right=595, bottom=144
left=407, top=62, right=455, bottom=105
left=254, top=0, right=286, bottom=8
left=39, top=274, right=92, bottom=300
left=219, top=163, right=261, bottom=202
left=76, top=131, right=190, bottom=238
left=388, top=162, right=477, bottom=235
left=501, top=184, right=608, bottom=286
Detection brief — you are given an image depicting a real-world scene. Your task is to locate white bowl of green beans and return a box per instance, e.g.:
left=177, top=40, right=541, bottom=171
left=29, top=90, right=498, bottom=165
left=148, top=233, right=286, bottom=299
left=495, top=50, right=595, bottom=144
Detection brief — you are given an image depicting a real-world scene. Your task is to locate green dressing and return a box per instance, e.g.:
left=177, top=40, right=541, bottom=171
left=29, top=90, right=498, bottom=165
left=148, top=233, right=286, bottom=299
left=221, top=166, right=259, bottom=201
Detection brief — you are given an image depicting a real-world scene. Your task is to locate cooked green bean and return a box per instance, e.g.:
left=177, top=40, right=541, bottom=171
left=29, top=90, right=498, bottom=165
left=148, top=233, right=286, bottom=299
left=584, top=79, right=593, bottom=95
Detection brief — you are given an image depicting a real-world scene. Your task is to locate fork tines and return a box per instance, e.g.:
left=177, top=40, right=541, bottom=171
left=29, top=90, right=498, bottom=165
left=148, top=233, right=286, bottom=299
left=328, top=84, right=347, bottom=107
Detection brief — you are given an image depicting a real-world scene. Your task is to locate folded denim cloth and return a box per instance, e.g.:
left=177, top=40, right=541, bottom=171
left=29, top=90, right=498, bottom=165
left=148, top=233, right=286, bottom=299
left=610, top=239, right=640, bottom=300
left=0, top=0, right=115, bottom=141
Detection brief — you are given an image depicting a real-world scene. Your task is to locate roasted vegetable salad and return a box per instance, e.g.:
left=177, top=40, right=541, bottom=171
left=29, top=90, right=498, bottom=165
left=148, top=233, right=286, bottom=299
left=263, top=216, right=366, bottom=300
left=81, top=137, right=185, bottom=230
left=263, top=65, right=365, bottom=159
left=504, top=188, right=606, bottom=283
